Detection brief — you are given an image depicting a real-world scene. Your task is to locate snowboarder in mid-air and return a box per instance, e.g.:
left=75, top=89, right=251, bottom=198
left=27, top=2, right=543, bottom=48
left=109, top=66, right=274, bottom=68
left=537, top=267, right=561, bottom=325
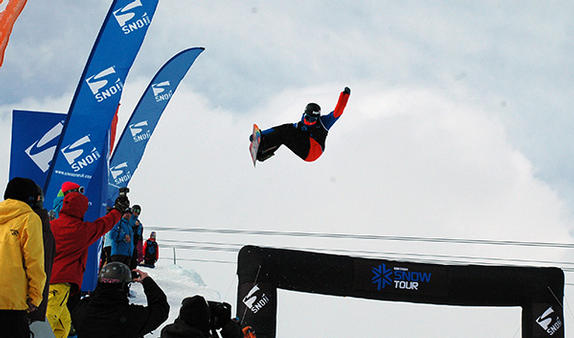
left=250, top=87, right=351, bottom=163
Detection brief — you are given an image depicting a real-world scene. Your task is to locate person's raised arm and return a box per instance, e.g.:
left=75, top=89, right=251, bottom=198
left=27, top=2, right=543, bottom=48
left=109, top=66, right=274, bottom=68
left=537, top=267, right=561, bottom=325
left=132, top=270, right=170, bottom=336
left=321, top=87, right=351, bottom=130
left=333, top=86, right=350, bottom=118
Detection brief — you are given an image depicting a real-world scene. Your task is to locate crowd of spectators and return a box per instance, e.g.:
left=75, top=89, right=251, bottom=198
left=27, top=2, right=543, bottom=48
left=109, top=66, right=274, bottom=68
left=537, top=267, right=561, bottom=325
left=0, top=178, right=253, bottom=338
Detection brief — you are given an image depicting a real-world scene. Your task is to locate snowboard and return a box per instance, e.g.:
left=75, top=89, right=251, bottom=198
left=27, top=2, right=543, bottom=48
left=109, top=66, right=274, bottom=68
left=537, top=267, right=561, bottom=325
left=249, top=124, right=261, bottom=167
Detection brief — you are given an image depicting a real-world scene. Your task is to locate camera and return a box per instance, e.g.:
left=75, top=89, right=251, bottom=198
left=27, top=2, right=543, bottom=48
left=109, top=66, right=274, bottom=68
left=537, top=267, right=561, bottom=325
left=208, top=301, right=231, bottom=330
left=119, top=187, right=130, bottom=197
left=131, top=271, right=140, bottom=279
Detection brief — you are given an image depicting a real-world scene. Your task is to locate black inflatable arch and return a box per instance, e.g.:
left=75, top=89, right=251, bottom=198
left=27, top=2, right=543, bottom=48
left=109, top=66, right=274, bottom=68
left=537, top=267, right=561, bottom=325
left=236, top=246, right=564, bottom=338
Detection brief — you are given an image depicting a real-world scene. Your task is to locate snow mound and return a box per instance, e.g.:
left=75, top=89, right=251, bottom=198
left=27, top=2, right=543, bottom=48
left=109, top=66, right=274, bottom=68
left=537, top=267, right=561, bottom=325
left=129, top=261, right=221, bottom=337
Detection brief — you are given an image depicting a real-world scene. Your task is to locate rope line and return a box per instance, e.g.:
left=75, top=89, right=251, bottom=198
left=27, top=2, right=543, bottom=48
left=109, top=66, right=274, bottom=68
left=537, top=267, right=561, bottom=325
left=147, top=226, right=574, bottom=249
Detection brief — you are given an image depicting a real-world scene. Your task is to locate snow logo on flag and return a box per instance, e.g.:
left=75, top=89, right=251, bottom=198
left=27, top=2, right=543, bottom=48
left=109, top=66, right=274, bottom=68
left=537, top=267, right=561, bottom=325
left=113, top=0, right=151, bottom=35
left=60, top=135, right=101, bottom=173
left=152, top=81, right=173, bottom=103
left=86, top=66, right=124, bottom=103
left=129, top=120, right=151, bottom=143
left=110, top=161, right=132, bottom=185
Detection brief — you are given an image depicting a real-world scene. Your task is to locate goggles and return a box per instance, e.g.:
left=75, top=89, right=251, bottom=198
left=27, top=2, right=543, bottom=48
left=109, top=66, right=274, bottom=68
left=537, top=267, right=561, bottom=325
left=304, top=113, right=318, bottom=123
left=65, top=186, right=85, bottom=195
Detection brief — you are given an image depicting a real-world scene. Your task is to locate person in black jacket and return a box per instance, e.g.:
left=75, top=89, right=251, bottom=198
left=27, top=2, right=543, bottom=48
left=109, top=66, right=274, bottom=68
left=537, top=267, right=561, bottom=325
left=161, top=295, right=243, bottom=338
left=29, top=183, right=56, bottom=322
left=71, top=262, right=169, bottom=338
left=252, top=87, right=350, bottom=163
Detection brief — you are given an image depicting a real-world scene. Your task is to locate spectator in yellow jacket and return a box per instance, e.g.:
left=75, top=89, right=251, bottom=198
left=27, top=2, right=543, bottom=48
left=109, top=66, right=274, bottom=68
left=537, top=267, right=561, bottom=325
left=0, top=177, right=46, bottom=338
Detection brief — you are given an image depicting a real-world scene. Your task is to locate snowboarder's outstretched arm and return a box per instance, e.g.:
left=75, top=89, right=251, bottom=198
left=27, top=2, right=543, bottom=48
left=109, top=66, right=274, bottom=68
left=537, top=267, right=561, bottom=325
left=321, top=87, right=351, bottom=130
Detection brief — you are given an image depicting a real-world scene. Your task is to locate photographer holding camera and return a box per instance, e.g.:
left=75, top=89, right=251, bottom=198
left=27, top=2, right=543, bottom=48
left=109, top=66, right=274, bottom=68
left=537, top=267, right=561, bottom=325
left=72, top=262, right=169, bottom=338
left=161, top=295, right=245, bottom=338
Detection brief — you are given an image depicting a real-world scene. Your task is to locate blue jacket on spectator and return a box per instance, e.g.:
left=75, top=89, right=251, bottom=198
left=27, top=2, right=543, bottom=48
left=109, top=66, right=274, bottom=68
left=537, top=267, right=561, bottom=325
left=110, top=217, right=134, bottom=257
left=129, top=215, right=142, bottom=240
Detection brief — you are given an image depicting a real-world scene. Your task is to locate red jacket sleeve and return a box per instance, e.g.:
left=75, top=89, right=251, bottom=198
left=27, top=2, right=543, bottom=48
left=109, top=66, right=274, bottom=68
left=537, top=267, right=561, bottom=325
left=333, top=90, right=350, bottom=118
left=84, top=209, right=122, bottom=246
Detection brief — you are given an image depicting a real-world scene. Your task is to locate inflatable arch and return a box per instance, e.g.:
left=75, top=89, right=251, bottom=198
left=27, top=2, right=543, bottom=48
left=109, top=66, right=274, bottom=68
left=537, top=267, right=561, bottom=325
left=236, top=246, right=564, bottom=338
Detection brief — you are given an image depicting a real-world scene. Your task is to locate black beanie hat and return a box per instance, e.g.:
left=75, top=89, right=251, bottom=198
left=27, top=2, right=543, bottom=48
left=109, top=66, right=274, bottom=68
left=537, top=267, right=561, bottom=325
left=4, top=177, right=38, bottom=204
left=179, top=295, right=211, bottom=333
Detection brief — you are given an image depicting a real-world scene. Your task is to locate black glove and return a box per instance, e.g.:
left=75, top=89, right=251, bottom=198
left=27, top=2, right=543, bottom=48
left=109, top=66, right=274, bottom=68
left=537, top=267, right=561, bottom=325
left=220, top=318, right=244, bottom=338
left=343, top=87, right=351, bottom=95
left=113, top=196, right=130, bottom=213
left=209, top=301, right=232, bottom=330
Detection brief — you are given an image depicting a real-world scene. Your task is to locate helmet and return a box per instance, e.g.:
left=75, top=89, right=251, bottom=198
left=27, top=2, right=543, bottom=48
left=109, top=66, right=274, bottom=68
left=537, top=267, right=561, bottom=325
left=304, top=103, right=321, bottom=117
left=132, top=205, right=141, bottom=214
left=304, top=103, right=321, bottom=124
left=98, top=262, right=132, bottom=284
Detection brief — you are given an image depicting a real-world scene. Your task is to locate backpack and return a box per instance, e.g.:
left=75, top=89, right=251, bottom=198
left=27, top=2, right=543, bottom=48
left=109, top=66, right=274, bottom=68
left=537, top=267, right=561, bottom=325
left=145, top=240, right=157, bottom=258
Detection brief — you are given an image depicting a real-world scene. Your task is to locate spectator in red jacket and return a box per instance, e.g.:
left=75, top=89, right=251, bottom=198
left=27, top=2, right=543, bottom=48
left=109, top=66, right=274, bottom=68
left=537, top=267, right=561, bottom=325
left=142, top=231, right=159, bottom=268
left=46, top=187, right=129, bottom=338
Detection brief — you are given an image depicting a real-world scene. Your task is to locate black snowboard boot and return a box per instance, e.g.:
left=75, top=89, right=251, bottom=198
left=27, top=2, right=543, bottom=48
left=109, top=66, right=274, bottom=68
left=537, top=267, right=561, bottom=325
left=257, top=146, right=278, bottom=162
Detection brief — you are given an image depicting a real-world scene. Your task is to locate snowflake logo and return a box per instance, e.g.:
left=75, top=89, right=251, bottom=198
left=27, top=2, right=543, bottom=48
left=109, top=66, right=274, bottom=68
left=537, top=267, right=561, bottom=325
left=372, top=264, right=393, bottom=290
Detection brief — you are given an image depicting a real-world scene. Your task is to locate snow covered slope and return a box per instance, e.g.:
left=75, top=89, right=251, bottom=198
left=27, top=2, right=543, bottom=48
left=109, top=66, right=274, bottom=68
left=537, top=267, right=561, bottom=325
left=131, top=262, right=223, bottom=338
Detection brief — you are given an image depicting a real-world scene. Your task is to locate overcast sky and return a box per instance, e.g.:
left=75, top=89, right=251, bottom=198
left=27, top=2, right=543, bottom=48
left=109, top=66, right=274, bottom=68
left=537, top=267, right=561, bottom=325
left=1, top=1, right=574, bottom=337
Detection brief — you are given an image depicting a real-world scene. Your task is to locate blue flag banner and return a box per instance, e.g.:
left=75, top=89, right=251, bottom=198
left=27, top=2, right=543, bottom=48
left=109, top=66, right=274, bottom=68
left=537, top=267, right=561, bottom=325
left=44, top=0, right=158, bottom=205
left=81, top=131, right=111, bottom=291
left=9, top=109, right=107, bottom=291
left=9, top=110, right=66, bottom=187
left=107, top=47, right=205, bottom=202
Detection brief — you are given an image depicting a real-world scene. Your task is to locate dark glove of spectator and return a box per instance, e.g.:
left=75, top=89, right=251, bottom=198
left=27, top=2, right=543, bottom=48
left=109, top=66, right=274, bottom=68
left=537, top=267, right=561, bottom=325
left=209, top=301, right=232, bottom=330
left=113, top=195, right=130, bottom=213
left=220, top=318, right=244, bottom=338
left=343, top=87, right=351, bottom=95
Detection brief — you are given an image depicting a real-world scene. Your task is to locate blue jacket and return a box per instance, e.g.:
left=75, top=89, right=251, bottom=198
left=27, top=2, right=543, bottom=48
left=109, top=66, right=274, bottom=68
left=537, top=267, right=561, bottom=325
left=110, top=217, right=134, bottom=257
left=103, top=229, right=113, bottom=248
left=129, top=215, right=142, bottom=240
left=51, top=191, right=65, bottom=219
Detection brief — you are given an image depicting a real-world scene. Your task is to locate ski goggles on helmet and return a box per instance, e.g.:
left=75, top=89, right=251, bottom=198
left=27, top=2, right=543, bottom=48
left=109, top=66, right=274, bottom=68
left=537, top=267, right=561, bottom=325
left=65, top=186, right=85, bottom=195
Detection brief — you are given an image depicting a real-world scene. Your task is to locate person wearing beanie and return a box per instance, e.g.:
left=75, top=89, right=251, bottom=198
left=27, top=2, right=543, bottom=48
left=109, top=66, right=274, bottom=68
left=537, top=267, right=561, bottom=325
left=0, top=177, right=46, bottom=338
left=46, top=190, right=129, bottom=338
left=72, top=262, right=169, bottom=338
left=161, top=296, right=211, bottom=338
left=129, top=205, right=143, bottom=269
left=160, top=296, right=244, bottom=338
left=50, top=181, right=83, bottom=220
left=110, top=209, right=135, bottom=266
left=142, top=231, right=159, bottom=268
